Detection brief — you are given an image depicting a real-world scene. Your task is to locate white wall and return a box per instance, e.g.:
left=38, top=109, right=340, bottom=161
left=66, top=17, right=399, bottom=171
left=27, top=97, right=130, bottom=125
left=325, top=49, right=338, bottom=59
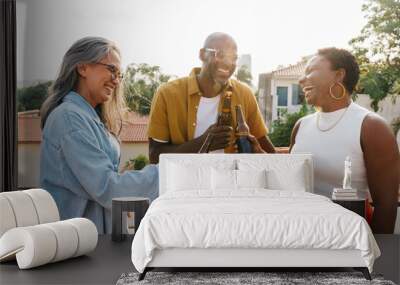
left=355, top=94, right=400, bottom=125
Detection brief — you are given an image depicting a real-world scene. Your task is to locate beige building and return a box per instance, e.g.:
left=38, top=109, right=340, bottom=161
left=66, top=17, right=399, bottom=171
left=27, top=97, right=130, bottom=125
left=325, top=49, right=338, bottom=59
left=18, top=110, right=150, bottom=188
left=258, top=59, right=307, bottom=128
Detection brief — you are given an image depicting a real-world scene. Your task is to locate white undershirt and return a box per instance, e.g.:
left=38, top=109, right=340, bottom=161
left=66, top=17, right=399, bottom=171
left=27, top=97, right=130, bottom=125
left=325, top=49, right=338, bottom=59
left=194, top=95, right=224, bottom=153
left=194, top=95, right=220, bottom=138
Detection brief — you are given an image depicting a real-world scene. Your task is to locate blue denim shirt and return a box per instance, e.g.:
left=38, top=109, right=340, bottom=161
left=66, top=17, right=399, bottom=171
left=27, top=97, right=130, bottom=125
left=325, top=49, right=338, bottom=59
left=40, top=91, right=159, bottom=234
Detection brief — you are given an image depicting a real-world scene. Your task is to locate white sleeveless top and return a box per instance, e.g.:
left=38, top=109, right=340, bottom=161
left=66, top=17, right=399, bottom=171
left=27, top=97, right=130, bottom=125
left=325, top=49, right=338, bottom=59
left=291, top=102, right=371, bottom=197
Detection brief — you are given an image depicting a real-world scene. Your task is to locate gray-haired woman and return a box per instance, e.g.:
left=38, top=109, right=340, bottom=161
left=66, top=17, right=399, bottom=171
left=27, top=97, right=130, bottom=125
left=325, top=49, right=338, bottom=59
left=40, top=37, right=158, bottom=234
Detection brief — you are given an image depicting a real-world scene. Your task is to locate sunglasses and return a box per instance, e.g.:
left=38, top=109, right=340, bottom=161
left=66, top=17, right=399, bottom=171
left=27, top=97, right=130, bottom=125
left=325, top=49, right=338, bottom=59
left=204, top=48, right=238, bottom=63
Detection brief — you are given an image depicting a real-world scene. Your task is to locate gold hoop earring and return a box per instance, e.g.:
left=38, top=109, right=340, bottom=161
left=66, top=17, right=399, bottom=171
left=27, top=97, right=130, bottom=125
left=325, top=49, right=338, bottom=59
left=329, top=82, right=346, bottom=100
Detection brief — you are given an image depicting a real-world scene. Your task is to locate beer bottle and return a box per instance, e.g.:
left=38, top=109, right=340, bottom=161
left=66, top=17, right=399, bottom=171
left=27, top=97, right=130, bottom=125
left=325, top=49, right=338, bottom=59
left=219, top=91, right=232, bottom=126
left=199, top=90, right=233, bottom=153
left=235, top=105, right=252, bottom=153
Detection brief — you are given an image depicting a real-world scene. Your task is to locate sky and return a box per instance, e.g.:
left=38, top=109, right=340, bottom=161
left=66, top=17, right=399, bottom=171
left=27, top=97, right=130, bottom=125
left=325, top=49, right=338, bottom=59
left=123, top=0, right=367, bottom=81
left=17, top=0, right=367, bottom=86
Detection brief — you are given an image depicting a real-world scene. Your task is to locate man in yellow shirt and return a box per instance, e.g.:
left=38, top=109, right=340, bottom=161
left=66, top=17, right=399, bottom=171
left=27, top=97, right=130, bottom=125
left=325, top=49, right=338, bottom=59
left=148, top=32, right=275, bottom=163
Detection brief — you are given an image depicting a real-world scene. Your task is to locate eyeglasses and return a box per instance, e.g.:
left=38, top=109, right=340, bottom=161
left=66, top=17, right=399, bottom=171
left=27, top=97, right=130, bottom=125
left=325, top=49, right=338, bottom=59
left=95, top=62, right=124, bottom=81
left=204, top=48, right=238, bottom=63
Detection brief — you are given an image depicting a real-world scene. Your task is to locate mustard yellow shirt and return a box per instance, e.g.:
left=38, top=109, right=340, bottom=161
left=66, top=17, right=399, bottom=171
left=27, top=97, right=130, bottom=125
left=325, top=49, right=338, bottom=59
left=147, top=68, right=268, bottom=153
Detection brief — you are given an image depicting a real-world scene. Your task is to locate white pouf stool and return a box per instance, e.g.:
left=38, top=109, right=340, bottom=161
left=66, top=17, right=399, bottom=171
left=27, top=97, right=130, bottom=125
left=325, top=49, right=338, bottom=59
left=0, top=189, right=98, bottom=269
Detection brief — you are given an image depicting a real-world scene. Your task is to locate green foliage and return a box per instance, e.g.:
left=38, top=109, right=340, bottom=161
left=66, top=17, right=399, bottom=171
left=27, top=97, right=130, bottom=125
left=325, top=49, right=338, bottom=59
left=349, top=0, right=400, bottom=108
left=123, top=63, right=173, bottom=115
left=235, top=65, right=252, bottom=86
left=350, top=0, right=400, bottom=65
left=17, top=81, right=52, bottom=111
left=269, top=104, right=313, bottom=147
left=124, top=154, right=150, bottom=171
left=357, top=62, right=400, bottom=111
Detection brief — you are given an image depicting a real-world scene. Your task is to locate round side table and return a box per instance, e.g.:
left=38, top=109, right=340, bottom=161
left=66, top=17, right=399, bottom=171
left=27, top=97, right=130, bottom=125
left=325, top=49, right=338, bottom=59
left=112, top=197, right=149, bottom=242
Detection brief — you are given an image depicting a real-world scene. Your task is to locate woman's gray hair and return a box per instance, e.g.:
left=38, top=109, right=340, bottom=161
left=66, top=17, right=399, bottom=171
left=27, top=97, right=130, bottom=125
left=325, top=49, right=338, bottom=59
left=40, top=36, right=126, bottom=135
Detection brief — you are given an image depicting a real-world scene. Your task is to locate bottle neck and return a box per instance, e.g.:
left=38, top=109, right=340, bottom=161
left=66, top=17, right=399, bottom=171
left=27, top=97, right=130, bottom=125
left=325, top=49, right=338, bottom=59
left=219, top=91, right=232, bottom=126
left=235, top=105, right=249, bottom=136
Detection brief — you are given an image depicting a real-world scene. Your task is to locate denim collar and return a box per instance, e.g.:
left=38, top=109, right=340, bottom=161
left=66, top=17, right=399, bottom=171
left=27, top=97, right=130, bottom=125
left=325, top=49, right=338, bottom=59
left=63, top=91, right=101, bottom=122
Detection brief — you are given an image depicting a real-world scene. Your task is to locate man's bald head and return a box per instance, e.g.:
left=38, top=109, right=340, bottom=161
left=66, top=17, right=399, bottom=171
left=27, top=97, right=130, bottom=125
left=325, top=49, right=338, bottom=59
left=203, top=32, right=237, bottom=50
left=199, top=32, right=238, bottom=86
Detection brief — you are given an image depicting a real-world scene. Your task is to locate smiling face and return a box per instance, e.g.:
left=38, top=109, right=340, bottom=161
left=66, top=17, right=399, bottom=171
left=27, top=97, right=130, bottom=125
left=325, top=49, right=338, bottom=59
left=299, top=55, right=337, bottom=107
left=77, top=49, right=122, bottom=107
left=200, top=36, right=238, bottom=85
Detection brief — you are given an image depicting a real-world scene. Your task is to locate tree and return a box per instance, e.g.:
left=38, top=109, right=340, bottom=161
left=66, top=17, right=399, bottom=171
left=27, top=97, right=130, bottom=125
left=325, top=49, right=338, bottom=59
left=17, top=81, right=52, bottom=112
left=349, top=0, right=400, bottom=110
left=269, top=104, right=312, bottom=147
left=354, top=61, right=400, bottom=111
left=235, top=65, right=252, bottom=87
left=123, top=63, right=173, bottom=115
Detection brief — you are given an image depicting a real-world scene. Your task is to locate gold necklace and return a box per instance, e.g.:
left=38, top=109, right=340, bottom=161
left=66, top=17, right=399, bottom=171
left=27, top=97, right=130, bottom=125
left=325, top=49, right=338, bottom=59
left=316, top=105, right=350, bottom=132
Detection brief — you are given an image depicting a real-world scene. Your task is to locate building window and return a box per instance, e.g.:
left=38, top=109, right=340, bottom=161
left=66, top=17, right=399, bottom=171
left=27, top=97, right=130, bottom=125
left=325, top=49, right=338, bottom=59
left=277, top=86, right=288, bottom=106
left=291, top=84, right=304, bottom=105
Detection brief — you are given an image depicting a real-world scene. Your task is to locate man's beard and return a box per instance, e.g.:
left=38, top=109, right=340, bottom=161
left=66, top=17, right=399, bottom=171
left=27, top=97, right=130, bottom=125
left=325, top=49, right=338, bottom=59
left=211, top=72, right=228, bottom=94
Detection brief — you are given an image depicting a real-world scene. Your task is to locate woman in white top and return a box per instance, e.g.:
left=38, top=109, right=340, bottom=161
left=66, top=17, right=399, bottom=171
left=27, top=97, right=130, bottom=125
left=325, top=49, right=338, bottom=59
left=290, top=47, right=399, bottom=234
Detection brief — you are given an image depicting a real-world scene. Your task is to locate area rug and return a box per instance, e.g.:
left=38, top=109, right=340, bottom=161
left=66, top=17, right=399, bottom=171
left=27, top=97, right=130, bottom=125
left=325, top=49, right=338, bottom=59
left=116, top=271, right=395, bottom=285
